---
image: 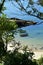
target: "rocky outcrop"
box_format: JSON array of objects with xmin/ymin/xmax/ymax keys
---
[
  {"xmin": 16, "ymin": 20, "xmax": 37, "ymax": 27},
  {"xmin": 10, "ymin": 18, "xmax": 37, "ymax": 27}
]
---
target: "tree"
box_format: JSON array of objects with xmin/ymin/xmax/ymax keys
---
[
  {"xmin": 10, "ymin": 0, "xmax": 43, "ymax": 20},
  {"xmin": 0, "ymin": 14, "xmax": 18, "ymax": 60},
  {"xmin": 0, "ymin": 0, "xmax": 18, "ymax": 60},
  {"xmin": 4, "ymin": 45, "xmax": 35, "ymax": 65},
  {"xmin": 38, "ymin": 0, "xmax": 43, "ymax": 6},
  {"xmin": 0, "ymin": 0, "xmax": 5, "ymax": 13},
  {"xmin": 38, "ymin": 57, "xmax": 43, "ymax": 65},
  {"xmin": 0, "ymin": 0, "xmax": 43, "ymax": 20},
  {"xmin": 0, "ymin": 0, "xmax": 6, "ymax": 56},
  {"xmin": 0, "ymin": 16, "xmax": 18, "ymax": 50}
]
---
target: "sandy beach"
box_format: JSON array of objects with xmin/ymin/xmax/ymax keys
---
[
  {"xmin": 7, "ymin": 43, "xmax": 43, "ymax": 60},
  {"xmin": 33, "ymin": 50, "xmax": 43, "ymax": 59}
]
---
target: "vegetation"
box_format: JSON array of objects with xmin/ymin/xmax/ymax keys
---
[
  {"xmin": 3, "ymin": 45, "xmax": 36, "ymax": 65},
  {"xmin": 38, "ymin": 57, "xmax": 43, "ymax": 65},
  {"xmin": 0, "ymin": 16, "xmax": 43, "ymax": 65},
  {"xmin": 0, "ymin": 0, "xmax": 43, "ymax": 20},
  {"xmin": 12, "ymin": 0, "xmax": 43, "ymax": 19},
  {"xmin": 0, "ymin": 63, "xmax": 2, "ymax": 65},
  {"xmin": 0, "ymin": 0, "xmax": 43, "ymax": 65},
  {"xmin": 2, "ymin": 44, "xmax": 43, "ymax": 65},
  {"xmin": 0, "ymin": 15, "xmax": 18, "ymax": 61}
]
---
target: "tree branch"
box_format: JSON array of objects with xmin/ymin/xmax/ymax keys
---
[{"xmin": 0, "ymin": 0, "xmax": 5, "ymax": 13}]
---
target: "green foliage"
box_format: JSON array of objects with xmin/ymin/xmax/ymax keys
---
[
  {"xmin": 0, "ymin": 0, "xmax": 5, "ymax": 13},
  {"xmin": 33, "ymin": 59, "xmax": 38, "ymax": 65},
  {"xmin": 3, "ymin": 45, "xmax": 36, "ymax": 65},
  {"xmin": 0, "ymin": 38, "xmax": 4, "ymax": 58},
  {"xmin": 38, "ymin": 57, "xmax": 43, "ymax": 65},
  {"xmin": 0, "ymin": 17, "xmax": 18, "ymax": 31},
  {"xmin": 29, "ymin": 0, "xmax": 34, "ymax": 5},
  {"xmin": 0, "ymin": 36, "xmax": 6, "ymax": 62},
  {"xmin": 0, "ymin": 14, "xmax": 18, "ymax": 61},
  {"xmin": 0, "ymin": 63, "xmax": 2, "ymax": 65},
  {"xmin": 38, "ymin": 0, "xmax": 43, "ymax": 6}
]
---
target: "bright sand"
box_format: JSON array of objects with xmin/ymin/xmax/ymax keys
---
[
  {"xmin": 33, "ymin": 50, "xmax": 43, "ymax": 59},
  {"xmin": 7, "ymin": 43, "xmax": 43, "ymax": 60}
]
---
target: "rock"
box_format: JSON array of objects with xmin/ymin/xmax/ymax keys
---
[
  {"xmin": 19, "ymin": 29, "xmax": 26, "ymax": 33},
  {"xmin": 40, "ymin": 47, "xmax": 43, "ymax": 50},
  {"xmin": 9, "ymin": 18, "xmax": 37, "ymax": 27},
  {"xmin": 20, "ymin": 33, "xmax": 28, "ymax": 37}
]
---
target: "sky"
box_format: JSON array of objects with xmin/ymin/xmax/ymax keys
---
[{"xmin": 1, "ymin": 0, "xmax": 43, "ymax": 22}]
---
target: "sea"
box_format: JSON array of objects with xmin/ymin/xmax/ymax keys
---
[{"xmin": 3, "ymin": 0, "xmax": 43, "ymax": 49}]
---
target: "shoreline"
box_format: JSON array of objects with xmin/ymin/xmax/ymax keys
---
[
  {"xmin": 7, "ymin": 43, "xmax": 43, "ymax": 60},
  {"xmin": 33, "ymin": 51, "xmax": 43, "ymax": 59}
]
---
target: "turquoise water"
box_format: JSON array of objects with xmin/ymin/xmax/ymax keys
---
[
  {"xmin": 3, "ymin": 1, "xmax": 43, "ymax": 49},
  {"xmin": 15, "ymin": 24, "xmax": 43, "ymax": 48}
]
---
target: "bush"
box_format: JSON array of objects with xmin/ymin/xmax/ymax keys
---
[
  {"xmin": 0, "ymin": 17, "xmax": 18, "ymax": 31},
  {"xmin": 38, "ymin": 57, "xmax": 43, "ymax": 65},
  {"xmin": 4, "ymin": 46, "xmax": 38, "ymax": 65},
  {"xmin": 0, "ymin": 16, "xmax": 18, "ymax": 61}
]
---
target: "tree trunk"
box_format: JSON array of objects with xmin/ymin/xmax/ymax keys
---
[
  {"xmin": 0, "ymin": 0, "xmax": 5, "ymax": 12},
  {"xmin": 5, "ymin": 40, "xmax": 8, "ymax": 52}
]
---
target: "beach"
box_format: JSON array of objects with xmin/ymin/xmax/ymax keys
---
[
  {"xmin": 7, "ymin": 42, "xmax": 43, "ymax": 60},
  {"xmin": 33, "ymin": 50, "xmax": 43, "ymax": 59}
]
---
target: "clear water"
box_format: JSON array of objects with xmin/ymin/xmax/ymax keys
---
[
  {"xmin": 3, "ymin": 0, "xmax": 43, "ymax": 49},
  {"xmin": 14, "ymin": 24, "xmax": 43, "ymax": 49}
]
